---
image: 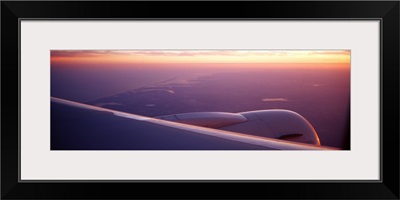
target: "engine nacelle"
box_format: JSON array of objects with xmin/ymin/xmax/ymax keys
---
[
  {"xmin": 232, "ymin": 110, "xmax": 320, "ymax": 145},
  {"xmin": 156, "ymin": 109, "xmax": 321, "ymax": 145}
]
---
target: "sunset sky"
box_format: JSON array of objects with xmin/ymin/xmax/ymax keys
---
[{"xmin": 51, "ymin": 50, "xmax": 351, "ymax": 69}]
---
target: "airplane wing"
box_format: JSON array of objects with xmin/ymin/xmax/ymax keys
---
[{"xmin": 51, "ymin": 97, "xmax": 337, "ymax": 150}]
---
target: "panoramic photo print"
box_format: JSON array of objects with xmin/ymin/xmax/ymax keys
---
[{"xmin": 51, "ymin": 50, "xmax": 350, "ymax": 150}]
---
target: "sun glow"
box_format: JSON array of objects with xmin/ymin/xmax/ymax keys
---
[{"xmin": 51, "ymin": 50, "xmax": 350, "ymax": 69}]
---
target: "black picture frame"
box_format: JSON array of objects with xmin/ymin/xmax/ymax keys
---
[{"xmin": 2, "ymin": 1, "xmax": 399, "ymax": 199}]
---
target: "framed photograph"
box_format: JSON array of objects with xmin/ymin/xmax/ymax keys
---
[{"xmin": 2, "ymin": 1, "xmax": 399, "ymax": 199}]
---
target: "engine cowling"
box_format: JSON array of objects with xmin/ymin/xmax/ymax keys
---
[
  {"xmin": 233, "ymin": 110, "xmax": 320, "ymax": 145},
  {"xmin": 156, "ymin": 109, "xmax": 320, "ymax": 145}
]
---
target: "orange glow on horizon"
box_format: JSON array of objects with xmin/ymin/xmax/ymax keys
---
[{"xmin": 51, "ymin": 50, "xmax": 351, "ymax": 69}]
